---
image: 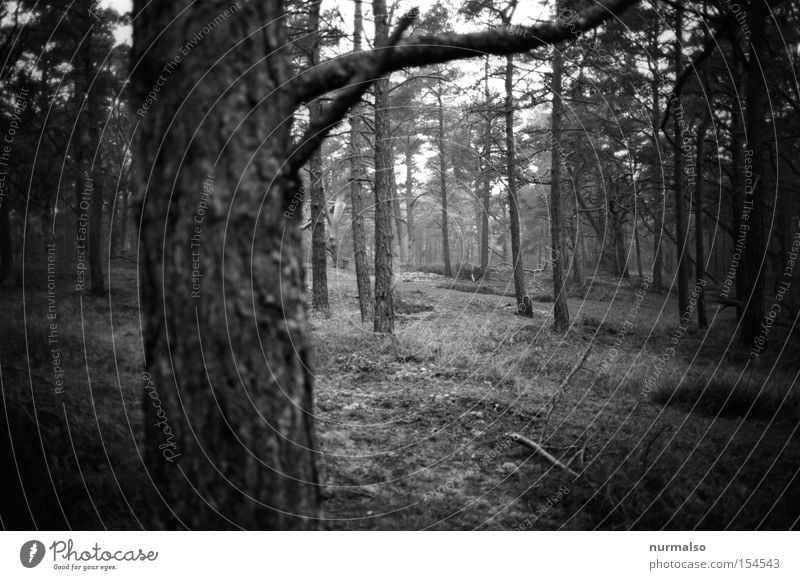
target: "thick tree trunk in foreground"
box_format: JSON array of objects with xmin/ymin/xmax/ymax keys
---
[
  {"xmin": 373, "ymin": 0, "xmax": 394, "ymax": 333},
  {"xmin": 549, "ymin": 40, "xmax": 569, "ymax": 332},
  {"xmin": 505, "ymin": 54, "xmax": 526, "ymax": 305},
  {"xmin": 133, "ymin": 0, "xmax": 319, "ymax": 529},
  {"xmin": 129, "ymin": 0, "xmax": 636, "ymax": 528},
  {"xmin": 349, "ymin": 0, "xmax": 373, "ymax": 322}
]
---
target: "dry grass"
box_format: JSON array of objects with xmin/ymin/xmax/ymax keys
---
[
  {"xmin": 313, "ymin": 268, "xmax": 800, "ymax": 529},
  {"xmin": 3, "ymin": 259, "xmax": 799, "ymax": 529}
]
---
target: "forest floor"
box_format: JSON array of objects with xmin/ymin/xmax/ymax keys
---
[
  {"xmin": 2, "ymin": 259, "xmax": 799, "ymax": 529},
  {"xmin": 314, "ymin": 265, "xmax": 800, "ymax": 530}
]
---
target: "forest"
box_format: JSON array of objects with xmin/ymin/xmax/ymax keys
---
[{"xmin": 0, "ymin": 0, "xmax": 799, "ymax": 531}]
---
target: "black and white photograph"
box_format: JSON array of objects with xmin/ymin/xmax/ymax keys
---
[{"xmin": 0, "ymin": 0, "xmax": 798, "ymax": 574}]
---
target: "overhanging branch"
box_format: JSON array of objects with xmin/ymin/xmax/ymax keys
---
[
  {"xmin": 290, "ymin": 0, "xmax": 639, "ymax": 106},
  {"xmin": 288, "ymin": 9, "xmax": 419, "ymax": 173}
]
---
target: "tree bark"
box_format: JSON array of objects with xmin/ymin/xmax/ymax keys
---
[
  {"xmin": 116, "ymin": 188, "xmax": 130, "ymax": 254},
  {"xmin": 349, "ymin": 0, "xmax": 373, "ymax": 323},
  {"xmin": 634, "ymin": 215, "xmax": 644, "ymax": 280},
  {"xmin": 373, "ymin": 0, "xmax": 395, "ymax": 333},
  {"xmin": 133, "ymin": 0, "xmax": 319, "ymax": 529},
  {"xmin": 740, "ymin": 0, "xmax": 768, "ymax": 346},
  {"xmin": 505, "ymin": 54, "xmax": 526, "ymax": 306},
  {"xmin": 672, "ymin": 5, "xmax": 689, "ymax": 317},
  {"xmin": 436, "ymin": 80, "xmax": 452, "ymax": 277},
  {"xmin": 480, "ymin": 56, "xmax": 491, "ymax": 271},
  {"xmin": 649, "ymin": 21, "xmax": 663, "ymax": 292},
  {"xmin": 126, "ymin": 0, "xmax": 639, "ymax": 529},
  {"xmin": 570, "ymin": 212, "xmax": 582, "ymax": 286},
  {"xmin": 730, "ymin": 62, "xmax": 745, "ymax": 320},
  {"xmin": 549, "ymin": 37, "xmax": 569, "ymax": 332},
  {"xmin": 87, "ymin": 101, "xmax": 105, "ymax": 295},
  {"xmin": 404, "ymin": 137, "xmax": 417, "ymax": 266},
  {"xmin": 695, "ymin": 122, "xmax": 708, "ymax": 328},
  {"xmin": 307, "ymin": 2, "xmax": 329, "ymax": 314},
  {"xmin": 309, "ymin": 134, "xmax": 329, "ymax": 313},
  {"xmin": 612, "ymin": 196, "xmax": 630, "ymax": 279},
  {"xmin": 80, "ymin": 16, "xmax": 106, "ymax": 296},
  {"xmin": 391, "ymin": 167, "xmax": 408, "ymax": 265}
]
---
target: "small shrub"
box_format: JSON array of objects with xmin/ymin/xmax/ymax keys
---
[{"xmin": 650, "ymin": 367, "xmax": 800, "ymax": 421}]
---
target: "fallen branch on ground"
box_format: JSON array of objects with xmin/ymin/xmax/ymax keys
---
[{"xmin": 507, "ymin": 432, "xmax": 579, "ymax": 478}]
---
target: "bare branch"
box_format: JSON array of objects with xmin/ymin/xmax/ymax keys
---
[
  {"xmin": 288, "ymin": 9, "xmax": 419, "ymax": 173},
  {"xmin": 291, "ymin": 0, "xmax": 639, "ymax": 106}
]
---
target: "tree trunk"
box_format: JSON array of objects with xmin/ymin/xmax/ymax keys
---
[
  {"xmin": 505, "ymin": 54, "xmax": 526, "ymax": 305},
  {"xmin": 649, "ymin": 25, "xmax": 663, "ymax": 292},
  {"xmin": 480, "ymin": 56, "xmax": 492, "ymax": 271},
  {"xmin": 87, "ymin": 118, "xmax": 105, "ymax": 295},
  {"xmin": 500, "ymin": 198, "xmax": 511, "ymax": 262},
  {"xmin": 391, "ymin": 170, "xmax": 408, "ymax": 265},
  {"xmin": 404, "ymin": 137, "xmax": 416, "ymax": 266},
  {"xmin": 672, "ymin": 5, "xmax": 689, "ymax": 317},
  {"xmin": 730, "ymin": 76, "xmax": 745, "ymax": 320},
  {"xmin": 74, "ymin": 129, "xmax": 88, "ymax": 286},
  {"xmin": 549, "ymin": 38, "xmax": 569, "ymax": 331},
  {"xmin": 80, "ymin": 20, "xmax": 105, "ymax": 296},
  {"xmin": 634, "ymin": 216, "xmax": 644, "ymax": 281},
  {"xmin": 309, "ymin": 135, "xmax": 329, "ymax": 313},
  {"xmin": 695, "ymin": 122, "xmax": 708, "ymax": 328},
  {"xmin": 116, "ymin": 188, "xmax": 130, "ymax": 253},
  {"xmin": 349, "ymin": 0, "xmax": 373, "ymax": 323},
  {"xmin": 740, "ymin": 0, "xmax": 767, "ymax": 346},
  {"xmin": 307, "ymin": 2, "xmax": 329, "ymax": 314},
  {"xmin": 132, "ymin": 0, "xmax": 319, "ymax": 529},
  {"xmin": 612, "ymin": 198, "xmax": 630, "ymax": 279},
  {"xmin": 570, "ymin": 212, "xmax": 582, "ymax": 285},
  {"xmin": 436, "ymin": 81, "xmax": 452, "ymax": 277},
  {"xmin": 373, "ymin": 0, "xmax": 394, "ymax": 333}
]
